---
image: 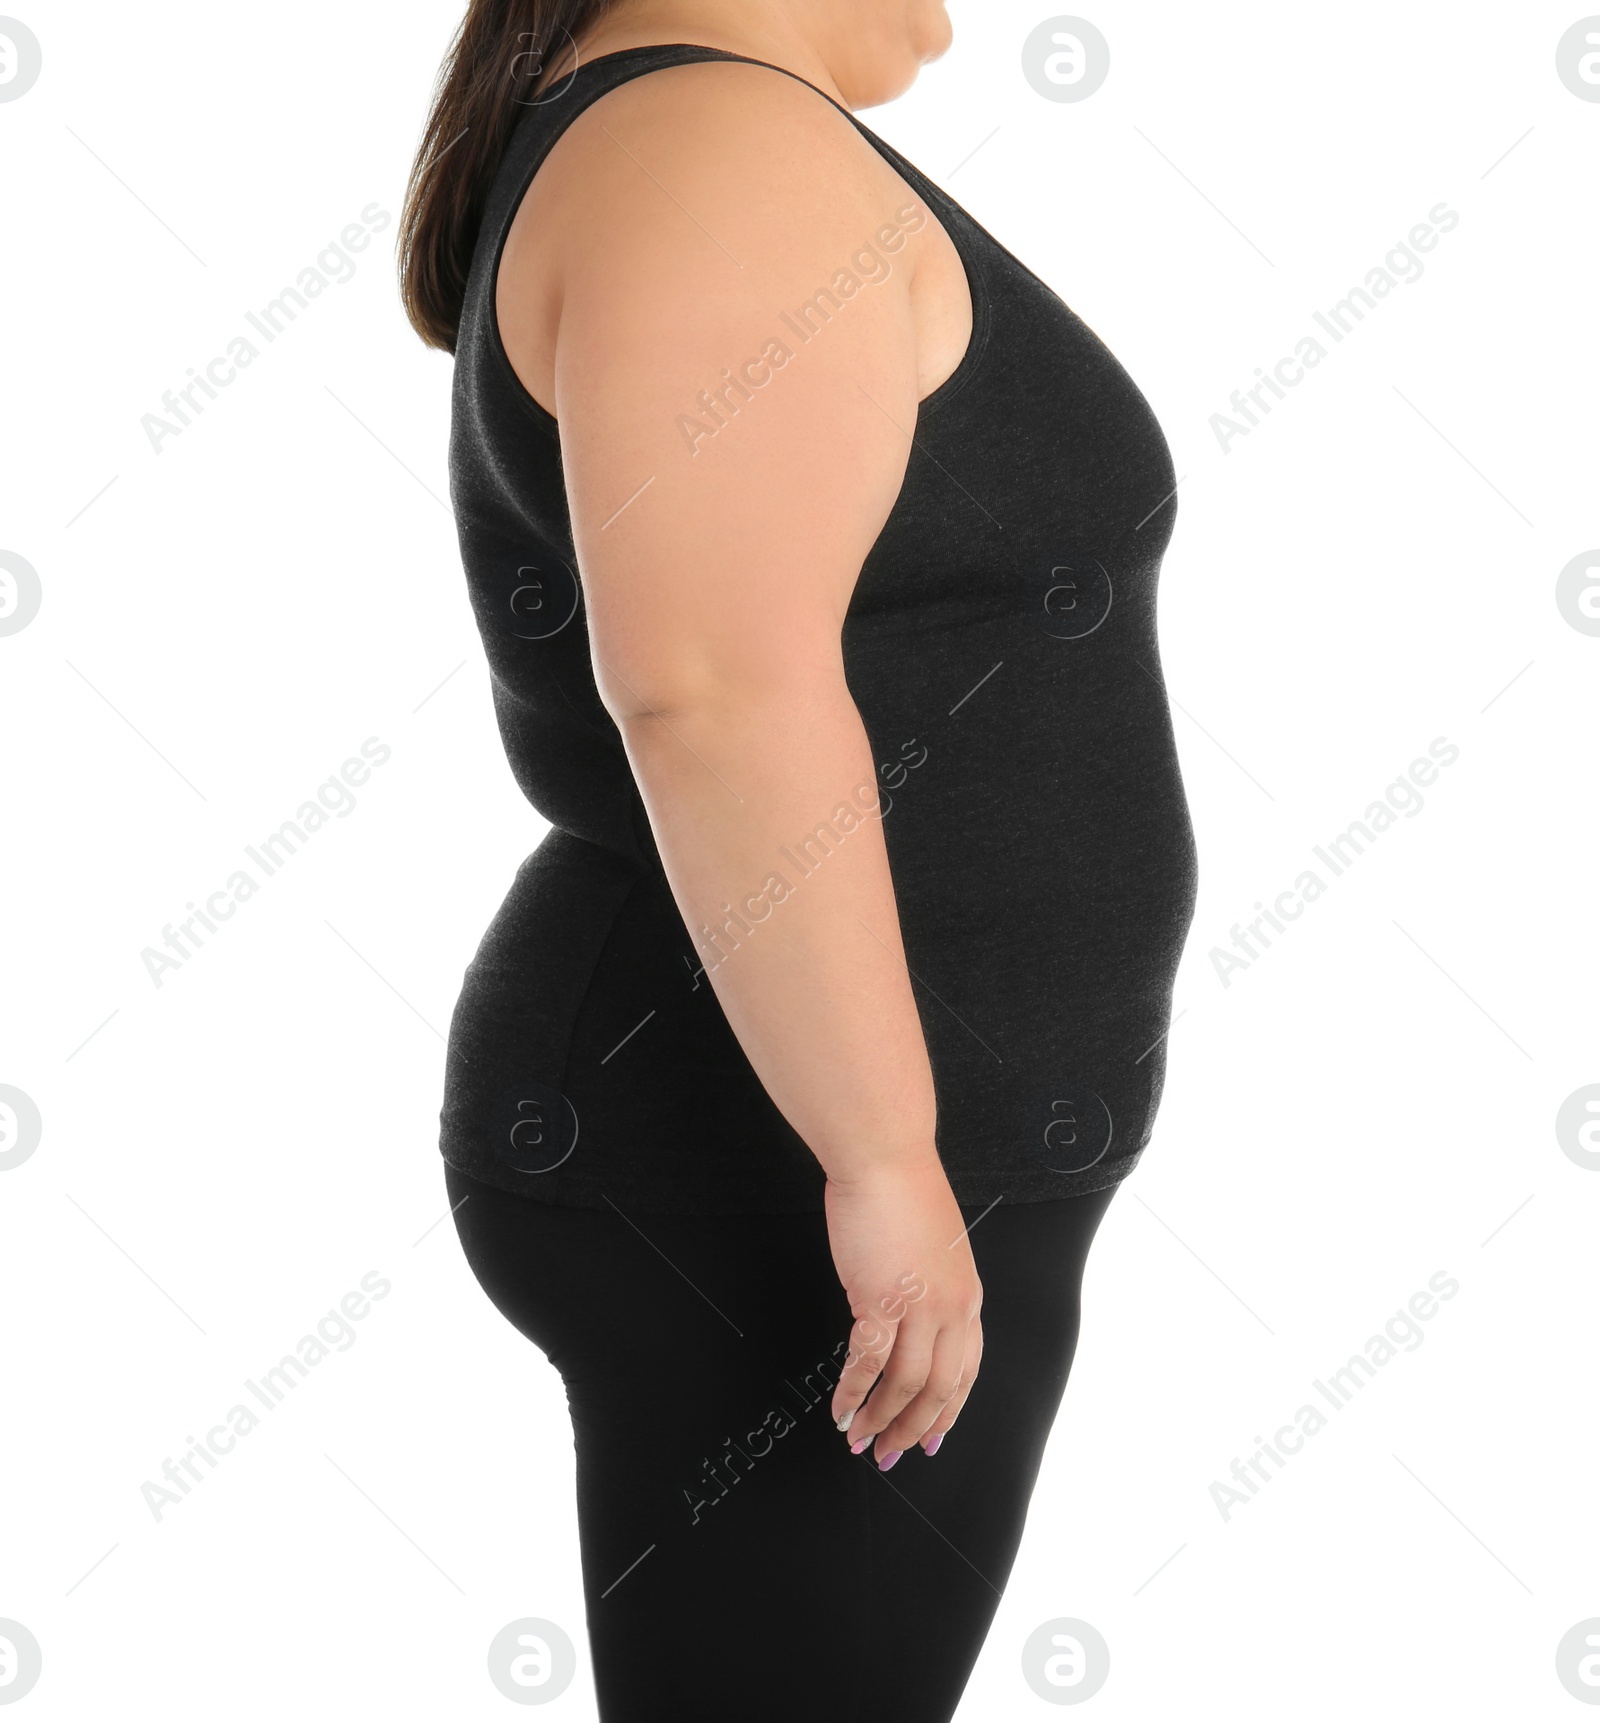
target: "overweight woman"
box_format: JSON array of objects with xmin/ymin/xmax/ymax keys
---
[{"xmin": 399, "ymin": 0, "xmax": 1196, "ymax": 1714}]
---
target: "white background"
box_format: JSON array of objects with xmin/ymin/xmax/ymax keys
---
[{"xmin": 2, "ymin": 0, "xmax": 1597, "ymax": 1715}]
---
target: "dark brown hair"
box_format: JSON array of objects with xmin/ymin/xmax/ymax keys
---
[{"xmin": 399, "ymin": 0, "xmax": 617, "ymax": 352}]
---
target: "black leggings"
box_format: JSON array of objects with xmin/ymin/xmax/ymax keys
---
[{"xmin": 446, "ymin": 1164, "xmax": 1117, "ymax": 1722}]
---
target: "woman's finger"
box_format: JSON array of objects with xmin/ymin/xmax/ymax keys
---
[
  {"xmin": 873, "ymin": 1316, "xmax": 968, "ymax": 1460},
  {"xmin": 844, "ymin": 1313, "xmax": 937, "ymax": 1465},
  {"xmin": 830, "ymin": 1309, "xmax": 896, "ymax": 1431},
  {"xmin": 918, "ymin": 1315, "xmax": 983, "ymax": 1453}
]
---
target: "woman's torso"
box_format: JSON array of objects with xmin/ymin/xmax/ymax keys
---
[{"xmin": 440, "ymin": 42, "xmax": 1199, "ymax": 1214}]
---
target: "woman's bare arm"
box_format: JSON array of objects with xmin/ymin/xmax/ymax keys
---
[{"xmin": 509, "ymin": 62, "xmax": 981, "ymax": 1459}]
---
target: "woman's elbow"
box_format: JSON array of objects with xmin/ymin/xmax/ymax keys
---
[{"xmin": 596, "ymin": 647, "xmax": 848, "ymax": 732}]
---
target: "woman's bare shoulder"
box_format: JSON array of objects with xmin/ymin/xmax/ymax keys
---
[{"xmin": 522, "ymin": 57, "xmax": 925, "ymax": 280}]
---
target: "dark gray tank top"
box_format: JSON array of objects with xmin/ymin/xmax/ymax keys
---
[{"xmin": 440, "ymin": 43, "xmax": 1198, "ymax": 1213}]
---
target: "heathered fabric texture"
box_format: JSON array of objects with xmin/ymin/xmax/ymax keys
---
[{"xmin": 440, "ymin": 43, "xmax": 1199, "ymax": 1214}]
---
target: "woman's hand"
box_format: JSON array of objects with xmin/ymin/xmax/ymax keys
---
[{"xmin": 826, "ymin": 1158, "xmax": 984, "ymax": 1468}]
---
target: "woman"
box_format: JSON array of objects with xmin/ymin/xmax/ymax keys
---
[{"xmin": 400, "ymin": 0, "xmax": 1196, "ymax": 1713}]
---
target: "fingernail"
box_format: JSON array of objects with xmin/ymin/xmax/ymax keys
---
[
  {"xmin": 878, "ymin": 1449, "xmax": 903, "ymax": 1472},
  {"xmin": 850, "ymin": 1437, "xmax": 870, "ymax": 1455},
  {"xmin": 923, "ymin": 1432, "xmax": 943, "ymax": 1457},
  {"xmin": 836, "ymin": 1409, "xmax": 855, "ymax": 1433}
]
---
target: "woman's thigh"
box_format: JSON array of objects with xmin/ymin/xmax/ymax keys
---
[{"xmin": 446, "ymin": 1165, "xmax": 1116, "ymax": 1722}]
